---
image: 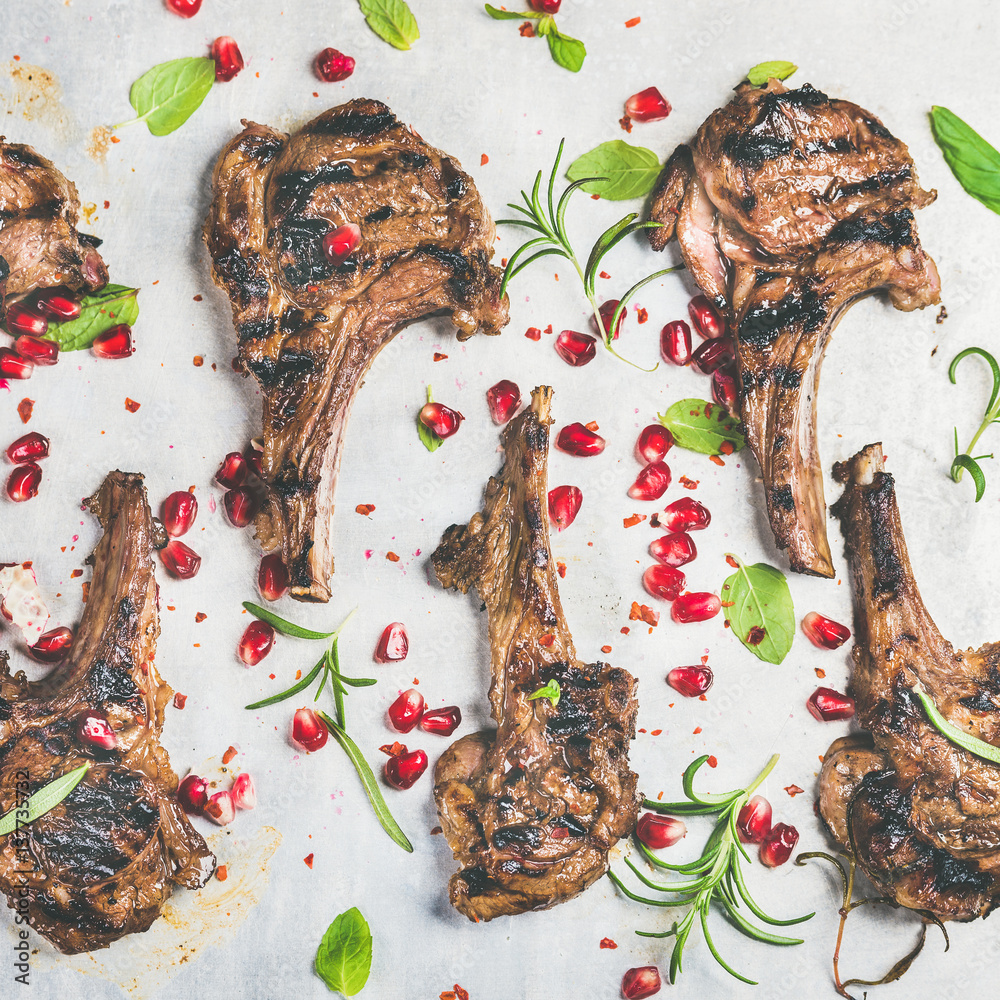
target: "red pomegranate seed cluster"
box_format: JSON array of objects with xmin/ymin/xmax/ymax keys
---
[
  {"xmin": 291, "ymin": 707, "xmax": 328, "ymax": 752},
  {"xmin": 387, "ymin": 688, "xmax": 462, "ymax": 738},
  {"xmin": 636, "ymin": 812, "xmax": 686, "ymax": 849},
  {"xmin": 238, "ymin": 619, "xmax": 275, "ymax": 665},
  {"xmin": 210, "ymin": 36, "xmax": 244, "ymax": 82},
  {"xmin": 374, "ymin": 621, "xmax": 409, "ymax": 663},
  {"xmin": 734, "ymin": 792, "xmax": 799, "ymax": 867},
  {"xmin": 419, "ymin": 400, "xmax": 463, "ymax": 439},
  {"xmin": 177, "ymin": 770, "xmax": 256, "ymax": 826},
  {"xmin": 153, "ymin": 483, "xmax": 204, "ymax": 580},
  {"xmin": 807, "ymin": 686, "xmax": 855, "ymax": 721},
  {"xmin": 554, "ymin": 328, "xmax": 597, "ymax": 367},
  {"xmin": 486, "ymin": 379, "xmax": 521, "ymax": 424},
  {"xmin": 621, "ymin": 966, "xmax": 662, "ymax": 999},
  {"xmin": 314, "ymin": 47, "xmax": 355, "ymax": 82},
  {"xmin": 801, "ymin": 611, "xmax": 851, "ymax": 649},
  {"xmin": 5, "ymin": 431, "xmax": 49, "ymax": 503}
]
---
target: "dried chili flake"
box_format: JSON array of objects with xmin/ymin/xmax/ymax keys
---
[
  {"xmin": 629, "ymin": 602, "xmax": 643, "ymax": 621},
  {"xmin": 709, "ymin": 455, "xmax": 725, "ymax": 467},
  {"xmin": 650, "ymin": 729, "xmax": 662, "ymax": 736},
  {"xmin": 625, "ymin": 16, "xmax": 641, "ymax": 27},
  {"xmin": 601, "ymin": 644, "xmax": 612, "ymax": 654},
  {"xmin": 356, "ymin": 503, "xmax": 376, "ymax": 516},
  {"xmin": 303, "ymin": 853, "xmax": 314, "ymax": 869},
  {"xmin": 386, "ymin": 551, "xmax": 400, "ymax": 562},
  {"xmin": 600, "ymin": 938, "xmax": 618, "ymax": 949},
  {"xmin": 455, "ymin": 987, "xmax": 470, "ymax": 1000},
  {"xmin": 216, "ymin": 865, "xmax": 228, "ymax": 881},
  {"xmin": 430, "ymin": 826, "xmax": 443, "ymax": 835},
  {"xmin": 784, "ymin": 784, "xmax": 804, "ymax": 797},
  {"xmin": 70, "ymin": 569, "xmax": 83, "ymax": 578},
  {"xmin": 619, "ymin": 114, "xmax": 633, "ymax": 133},
  {"xmin": 173, "ymin": 692, "xmax": 187, "ymax": 709},
  {"xmin": 125, "ymin": 398, "xmax": 141, "ymax": 412},
  {"xmin": 707, "ymin": 755, "xmax": 718, "ymax": 768},
  {"xmin": 620, "ymin": 626, "xmax": 630, "ymax": 635},
  {"xmin": 519, "ymin": 20, "xmax": 534, "ymax": 36},
  {"xmin": 746, "ymin": 626, "xmax": 766, "ymax": 646},
  {"xmin": 556, "ymin": 559, "xmax": 567, "ymax": 579},
  {"xmin": 585, "ymin": 420, "xmax": 599, "ymax": 432},
  {"xmin": 380, "ymin": 741, "xmax": 406, "ymax": 757},
  {"xmin": 599, "ymin": 270, "xmax": 611, "ymax": 280},
  {"xmin": 679, "ymin": 476, "xmax": 699, "ymax": 489},
  {"xmin": 639, "ymin": 605, "xmax": 659, "ymax": 626},
  {"xmin": 480, "ymin": 153, "xmax": 489, "ymax": 166},
  {"xmin": 539, "ymin": 633, "xmax": 555, "ymax": 648},
  {"xmin": 815, "ymin": 667, "xmax": 826, "ymax": 679},
  {"xmin": 636, "ymin": 307, "xmax": 648, "ymax": 324},
  {"xmin": 525, "ymin": 326, "xmax": 541, "ymax": 341},
  {"xmin": 195, "ymin": 611, "xmax": 207, "ymax": 622},
  {"xmin": 222, "ymin": 745, "xmax": 237, "ymax": 764},
  {"xmin": 725, "ymin": 555, "xmax": 739, "ymax": 568},
  {"xmin": 623, "ymin": 513, "xmax": 647, "ymax": 528},
  {"xmin": 193, "ymin": 355, "xmax": 204, "ymax": 367},
  {"xmin": 17, "ymin": 398, "xmax": 33, "ymax": 423},
  {"xmin": 544, "ymin": 324, "xmax": 553, "ymax": 335},
  {"xmin": 433, "ymin": 352, "xmax": 448, "ymax": 362},
  {"xmin": 719, "ymin": 440, "xmax": 735, "ymax": 455}
]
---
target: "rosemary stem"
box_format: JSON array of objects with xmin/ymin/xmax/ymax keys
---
[{"xmin": 746, "ymin": 754, "xmax": 780, "ymax": 796}]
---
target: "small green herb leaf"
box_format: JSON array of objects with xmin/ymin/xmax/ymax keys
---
[
  {"xmin": 315, "ymin": 906, "xmax": 373, "ymax": 997},
  {"xmin": 948, "ymin": 346, "xmax": 1000, "ymax": 499},
  {"xmin": 951, "ymin": 453, "xmax": 988, "ymax": 501},
  {"xmin": 357, "ymin": 0, "xmax": 419, "ymax": 50},
  {"xmin": 485, "ymin": 4, "xmax": 539, "ymax": 19},
  {"xmin": 566, "ymin": 141, "xmax": 661, "ymax": 201},
  {"xmin": 0, "ymin": 764, "xmax": 90, "ymax": 836},
  {"xmin": 528, "ymin": 679, "xmax": 561, "ymax": 706},
  {"xmin": 722, "ymin": 556, "xmax": 794, "ymax": 665},
  {"xmin": 417, "ymin": 419, "xmax": 443, "ymax": 453},
  {"xmin": 913, "ymin": 682, "xmax": 1000, "ymax": 765},
  {"xmin": 241, "ymin": 602, "xmax": 344, "ymax": 640},
  {"xmin": 930, "ymin": 106, "xmax": 1000, "ymax": 216},
  {"xmin": 658, "ymin": 399, "xmax": 745, "ymax": 455},
  {"xmin": 125, "ymin": 57, "xmax": 215, "ymax": 136},
  {"xmin": 44, "ymin": 285, "xmax": 139, "ymax": 352},
  {"xmin": 546, "ymin": 30, "xmax": 586, "ymax": 73},
  {"xmin": 747, "ymin": 60, "xmax": 797, "ymax": 86},
  {"xmin": 245, "ymin": 656, "xmax": 325, "ymax": 710}
]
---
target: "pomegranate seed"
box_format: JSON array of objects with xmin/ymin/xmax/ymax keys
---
[
  {"xmin": 548, "ymin": 485, "xmax": 582, "ymax": 531},
  {"xmin": 554, "ymin": 329, "xmax": 597, "ymax": 367},
  {"xmin": 5, "ymin": 301, "xmax": 48, "ymax": 337},
  {"xmin": 628, "ymin": 461, "xmax": 671, "ymax": 501},
  {"xmin": 759, "ymin": 823, "xmax": 799, "ymax": 868},
  {"xmin": 712, "ymin": 364, "xmax": 739, "ymax": 410},
  {"xmin": 165, "ymin": 0, "xmax": 202, "ymax": 16},
  {"xmin": 77, "ymin": 710, "xmax": 117, "ymax": 751},
  {"xmin": 807, "ymin": 687, "xmax": 856, "ymax": 722},
  {"xmin": 688, "ymin": 294, "xmax": 725, "ymax": 339},
  {"xmin": 642, "ymin": 564, "xmax": 686, "ymax": 602},
  {"xmin": 211, "ymin": 36, "xmax": 244, "ymax": 82},
  {"xmin": 650, "ymin": 532, "xmax": 697, "ymax": 567},
  {"xmin": 34, "ymin": 289, "xmax": 81, "ymax": 321},
  {"xmin": 224, "ymin": 487, "xmax": 258, "ymax": 528},
  {"xmin": 419, "ymin": 705, "xmax": 462, "ymax": 736},
  {"xmin": 666, "ymin": 664, "xmax": 713, "ymax": 697},
  {"xmin": 216, "ymin": 451, "xmax": 248, "ymax": 489},
  {"xmin": 662, "ymin": 497, "xmax": 711, "ymax": 532},
  {"xmin": 621, "ymin": 966, "xmax": 662, "ymax": 999},
  {"xmin": 204, "ymin": 790, "xmax": 236, "ymax": 826},
  {"xmin": 177, "ymin": 773, "xmax": 209, "ymax": 814},
  {"xmin": 529, "ymin": 0, "xmax": 560, "ymax": 12},
  {"xmin": 595, "ymin": 299, "xmax": 623, "ymax": 341},
  {"xmin": 736, "ymin": 795, "xmax": 772, "ymax": 844},
  {"xmin": 556, "ymin": 423, "xmax": 605, "ymax": 457},
  {"xmin": 30, "ymin": 626, "xmax": 73, "ymax": 663},
  {"xmin": 375, "ymin": 622, "xmax": 409, "ymax": 663},
  {"xmin": 660, "ymin": 319, "xmax": 692, "ymax": 366},
  {"xmin": 6, "ymin": 432, "xmax": 49, "ymax": 464},
  {"xmin": 15, "ymin": 335, "xmax": 58, "ymax": 365},
  {"xmin": 486, "ymin": 379, "xmax": 521, "ymax": 424},
  {"xmin": 322, "ymin": 222, "xmax": 362, "ymax": 265},
  {"xmin": 92, "ymin": 324, "xmax": 134, "ymax": 359},
  {"xmin": 388, "ymin": 689, "xmax": 425, "ymax": 733},
  {"xmin": 239, "ymin": 620, "xmax": 275, "ymax": 666},
  {"xmin": 245, "ymin": 438, "xmax": 264, "ymax": 478},
  {"xmin": 159, "ymin": 539, "xmax": 202, "ymax": 579},
  {"xmin": 384, "ymin": 748, "xmax": 428, "ymax": 789},
  {"xmin": 691, "ymin": 337, "xmax": 733, "ymax": 375},
  {"xmin": 314, "ymin": 47, "xmax": 355, "ymax": 82},
  {"xmin": 625, "ymin": 86, "xmax": 672, "ymax": 123},
  {"xmin": 419, "ymin": 401, "xmax": 463, "ymax": 439},
  {"xmin": 0, "ymin": 348, "xmax": 34, "ymax": 379},
  {"xmin": 258, "ymin": 553, "xmax": 290, "ymax": 602},
  {"xmin": 161, "ymin": 491, "xmax": 198, "ymax": 537},
  {"xmin": 802, "ymin": 611, "xmax": 851, "ymax": 650},
  {"xmin": 6, "ymin": 463, "xmax": 41, "ymax": 502},
  {"xmin": 635, "ymin": 424, "xmax": 674, "ymax": 464},
  {"xmin": 291, "ymin": 707, "xmax": 329, "ymax": 752},
  {"xmin": 231, "ymin": 772, "xmax": 257, "ymax": 810},
  {"xmin": 671, "ymin": 592, "xmax": 722, "ymax": 623},
  {"xmin": 636, "ymin": 812, "xmax": 686, "ymax": 849}
]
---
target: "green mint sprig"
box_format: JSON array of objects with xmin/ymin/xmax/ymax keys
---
[
  {"xmin": 484, "ymin": 5, "xmax": 586, "ymax": 72},
  {"xmin": 115, "ymin": 57, "xmax": 215, "ymax": 136}
]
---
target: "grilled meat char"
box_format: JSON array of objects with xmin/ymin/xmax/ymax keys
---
[
  {"xmin": 819, "ymin": 445, "xmax": 1000, "ymax": 920},
  {"xmin": 0, "ymin": 139, "xmax": 108, "ymax": 313},
  {"xmin": 205, "ymin": 99, "xmax": 509, "ymax": 603},
  {"xmin": 0, "ymin": 472, "xmax": 215, "ymax": 954},
  {"xmin": 649, "ymin": 80, "xmax": 940, "ymax": 578},
  {"xmin": 432, "ymin": 387, "xmax": 639, "ymax": 921}
]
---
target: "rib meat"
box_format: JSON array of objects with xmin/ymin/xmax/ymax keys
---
[
  {"xmin": 648, "ymin": 80, "xmax": 940, "ymax": 577},
  {"xmin": 819, "ymin": 445, "xmax": 1000, "ymax": 920},
  {"xmin": 205, "ymin": 99, "xmax": 509, "ymax": 603},
  {"xmin": 0, "ymin": 472, "xmax": 215, "ymax": 953},
  {"xmin": 431, "ymin": 386, "xmax": 639, "ymax": 921},
  {"xmin": 0, "ymin": 139, "xmax": 108, "ymax": 314}
]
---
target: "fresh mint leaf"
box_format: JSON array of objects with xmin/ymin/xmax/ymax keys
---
[
  {"xmin": 746, "ymin": 60, "xmax": 797, "ymax": 86},
  {"xmin": 417, "ymin": 419, "xmax": 443, "ymax": 453},
  {"xmin": 546, "ymin": 30, "xmax": 586, "ymax": 73},
  {"xmin": 45, "ymin": 285, "xmax": 139, "ymax": 352},
  {"xmin": 0, "ymin": 764, "xmax": 90, "ymax": 836},
  {"xmin": 485, "ymin": 4, "xmax": 539, "ymax": 19},
  {"xmin": 528, "ymin": 679, "xmax": 561, "ymax": 706},
  {"xmin": 930, "ymin": 106, "xmax": 1000, "ymax": 216},
  {"xmin": 722, "ymin": 557, "xmax": 794, "ymax": 665},
  {"xmin": 566, "ymin": 141, "xmax": 661, "ymax": 200},
  {"xmin": 357, "ymin": 0, "xmax": 420, "ymax": 50},
  {"xmin": 315, "ymin": 907, "xmax": 373, "ymax": 996},
  {"xmin": 658, "ymin": 398, "xmax": 745, "ymax": 455},
  {"xmin": 125, "ymin": 57, "xmax": 215, "ymax": 137}
]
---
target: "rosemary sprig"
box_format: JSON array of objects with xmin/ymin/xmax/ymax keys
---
[
  {"xmin": 609, "ymin": 754, "xmax": 812, "ymax": 984},
  {"xmin": 912, "ymin": 680, "xmax": 1000, "ymax": 765},
  {"xmin": 948, "ymin": 346, "xmax": 1000, "ymax": 501},
  {"xmin": 497, "ymin": 139, "xmax": 683, "ymax": 369},
  {"xmin": 0, "ymin": 763, "xmax": 90, "ymax": 836}
]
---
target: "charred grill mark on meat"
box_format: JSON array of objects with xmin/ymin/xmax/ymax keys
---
[
  {"xmin": 0, "ymin": 139, "xmax": 108, "ymax": 314},
  {"xmin": 818, "ymin": 445, "xmax": 1000, "ymax": 920},
  {"xmin": 431, "ymin": 387, "xmax": 639, "ymax": 921},
  {"xmin": 648, "ymin": 80, "xmax": 940, "ymax": 578},
  {"xmin": 0, "ymin": 472, "xmax": 215, "ymax": 954},
  {"xmin": 205, "ymin": 100, "xmax": 509, "ymax": 602}
]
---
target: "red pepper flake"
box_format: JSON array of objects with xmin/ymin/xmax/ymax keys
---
[
  {"xmin": 216, "ymin": 865, "xmax": 228, "ymax": 882},
  {"xmin": 600, "ymin": 937, "xmax": 618, "ymax": 949},
  {"xmin": 222, "ymin": 746, "xmax": 237, "ymax": 765},
  {"xmin": 784, "ymin": 784, "xmax": 805, "ymax": 797},
  {"xmin": 619, "ymin": 114, "xmax": 633, "ymax": 133},
  {"xmin": 433, "ymin": 352, "xmax": 448, "ymax": 362},
  {"xmin": 17, "ymin": 398, "xmax": 33, "ymax": 423},
  {"xmin": 620, "ymin": 626, "xmax": 630, "ymax": 635},
  {"xmin": 629, "ymin": 601, "xmax": 642, "ymax": 621},
  {"xmin": 525, "ymin": 326, "xmax": 541, "ymax": 341},
  {"xmin": 70, "ymin": 569, "xmax": 83, "ymax": 578},
  {"xmin": 707, "ymin": 755, "xmax": 718, "ymax": 768},
  {"xmin": 601, "ymin": 644, "xmax": 612, "ymax": 654},
  {"xmin": 167, "ymin": 605, "xmax": 176, "ymax": 611},
  {"xmin": 195, "ymin": 612, "xmax": 208, "ymax": 623},
  {"xmin": 386, "ymin": 551, "xmax": 400, "ymax": 562},
  {"xmin": 636, "ymin": 307, "xmax": 648, "ymax": 324},
  {"xmin": 638, "ymin": 728, "xmax": 646, "ymax": 734},
  {"xmin": 356, "ymin": 503, "xmax": 376, "ymax": 516},
  {"xmin": 269, "ymin": 673, "xmax": 275, "ymax": 680},
  {"xmin": 623, "ymin": 513, "xmax": 647, "ymax": 528},
  {"xmin": 303, "ymin": 853, "xmax": 314, "ymax": 869},
  {"xmin": 519, "ymin": 20, "xmax": 534, "ymax": 36},
  {"xmin": 556, "ymin": 559, "xmax": 567, "ymax": 578},
  {"xmin": 721, "ymin": 600, "xmax": 735, "ymax": 608},
  {"xmin": 639, "ymin": 605, "xmax": 659, "ymax": 626},
  {"xmin": 725, "ymin": 555, "xmax": 739, "ymax": 568},
  {"xmin": 650, "ymin": 729, "xmax": 662, "ymax": 736},
  {"xmin": 440, "ymin": 993, "xmax": 456, "ymax": 1000},
  {"xmin": 719, "ymin": 440, "xmax": 735, "ymax": 456},
  {"xmin": 625, "ymin": 15, "xmax": 641, "ymax": 27},
  {"xmin": 679, "ymin": 476, "xmax": 699, "ymax": 489},
  {"xmin": 539, "ymin": 633, "xmax": 555, "ymax": 647},
  {"xmin": 193, "ymin": 355, "xmax": 204, "ymax": 367},
  {"xmin": 111, "ymin": 135, "xmax": 120, "ymax": 144},
  {"xmin": 125, "ymin": 398, "xmax": 141, "ymax": 413},
  {"xmin": 103, "ymin": 200, "xmax": 110, "ymax": 209},
  {"xmin": 380, "ymin": 741, "xmax": 407, "ymax": 757},
  {"xmin": 815, "ymin": 667, "xmax": 826, "ymax": 679},
  {"xmin": 173, "ymin": 692, "xmax": 187, "ymax": 709},
  {"xmin": 709, "ymin": 455, "xmax": 725, "ymax": 467},
  {"xmin": 585, "ymin": 420, "xmax": 599, "ymax": 432},
  {"xmin": 480, "ymin": 153, "xmax": 489, "ymax": 166},
  {"xmin": 693, "ymin": 726, "xmax": 702, "ymax": 734},
  {"xmin": 455, "ymin": 986, "xmax": 469, "ymax": 1000},
  {"xmin": 747, "ymin": 625, "xmax": 766, "ymax": 646},
  {"xmin": 193, "ymin": 294, "xmax": 203, "ymax": 302}
]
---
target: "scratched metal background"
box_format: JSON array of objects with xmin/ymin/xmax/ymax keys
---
[{"xmin": 2, "ymin": 1, "xmax": 1000, "ymax": 997}]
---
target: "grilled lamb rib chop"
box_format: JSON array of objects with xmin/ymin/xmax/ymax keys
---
[
  {"xmin": 431, "ymin": 386, "xmax": 639, "ymax": 921},
  {"xmin": 648, "ymin": 80, "xmax": 940, "ymax": 577},
  {"xmin": 205, "ymin": 99, "xmax": 509, "ymax": 603},
  {"xmin": 0, "ymin": 472, "xmax": 215, "ymax": 954},
  {"xmin": 0, "ymin": 139, "xmax": 108, "ymax": 314},
  {"xmin": 819, "ymin": 445, "xmax": 1000, "ymax": 920}
]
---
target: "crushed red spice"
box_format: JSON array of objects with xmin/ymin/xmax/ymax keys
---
[
  {"xmin": 725, "ymin": 555, "xmax": 739, "ymax": 568},
  {"xmin": 356, "ymin": 503, "xmax": 376, "ymax": 516},
  {"xmin": 693, "ymin": 726, "xmax": 702, "ymax": 734},
  {"xmin": 707, "ymin": 755, "xmax": 718, "ymax": 768},
  {"xmin": 193, "ymin": 294, "xmax": 203, "ymax": 302},
  {"xmin": 599, "ymin": 270, "xmax": 611, "ymax": 280},
  {"xmin": 679, "ymin": 476, "xmax": 699, "ymax": 489},
  {"xmin": 719, "ymin": 440, "xmax": 735, "ymax": 456},
  {"xmin": 519, "ymin": 20, "xmax": 534, "ymax": 36},
  {"xmin": 525, "ymin": 326, "xmax": 541, "ymax": 341},
  {"xmin": 625, "ymin": 16, "xmax": 641, "ymax": 27},
  {"xmin": 815, "ymin": 667, "xmax": 826, "ymax": 679},
  {"xmin": 125, "ymin": 398, "xmax": 141, "ymax": 412},
  {"xmin": 430, "ymin": 826, "xmax": 443, "ymax": 835},
  {"xmin": 600, "ymin": 938, "xmax": 618, "ymax": 949},
  {"xmin": 539, "ymin": 633, "xmax": 555, "ymax": 648},
  {"xmin": 386, "ymin": 551, "xmax": 400, "ymax": 562},
  {"xmin": 636, "ymin": 307, "xmax": 648, "ymax": 324},
  {"xmin": 193, "ymin": 355, "xmax": 204, "ymax": 367},
  {"xmin": 216, "ymin": 865, "xmax": 228, "ymax": 882},
  {"xmin": 304, "ymin": 853, "xmax": 314, "ymax": 869},
  {"xmin": 222, "ymin": 746, "xmax": 237, "ymax": 765},
  {"xmin": 601, "ymin": 645, "xmax": 612, "ymax": 654},
  {"xmin": 380, "ymin": 741, "xmax": 406, "ymax": 757},
  {"xmin": 785, "ymin": 784, "xmax": 805, "ymax": 797},
  {"xmin": 709, "ymin": 455, "xmax": 725, "ymax": 467},
  {"xmin": 433, "ymin": 352, "xmax": 448, "ymax": 362},
  {"xmin": 620, "ymin": 626, "xmax": 630, "ymax": 635},
  {"xmin": 480, "ymin": 153, "xmax": 489, "ymax": 166},
  {"xmin": 195, "ymin": 612, "xmax": 207, "ymax": 623},
  {"xmin": 17, "ymin": 398, "xmax": 33, "ymax": 423},
  {"xmin": 623, "ymin": 513, "xmax": 647, "ymax": 528},
  {"xmin": 173, "ymin": 692, "xmax": 187, "ymax": 709},
  {"xmin": 650, "ymin": 729, "xmax": 662, "ymax": 736},
  {"xmin": 556, "ymin": 559, "xmax": 567, "ymax": 579},
  {"xmin": 70, "ymin": 569, "xmax": 83, "ymax": 579},
  {"xmin": 619, "ymin": 114, "xmax": 633, "ymax": 133},
  {"xmin": 747, "ymin": 625, "xmax": 766, "ymax": 646}
]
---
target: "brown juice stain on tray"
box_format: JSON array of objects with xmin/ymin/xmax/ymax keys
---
[
  {"xmin": 0, "ymin": 62, "xmax": 69, "ymax": 130},
  {"xmin": 55, "ymin": 825, "xmax": 282, "ymax": 997}
]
